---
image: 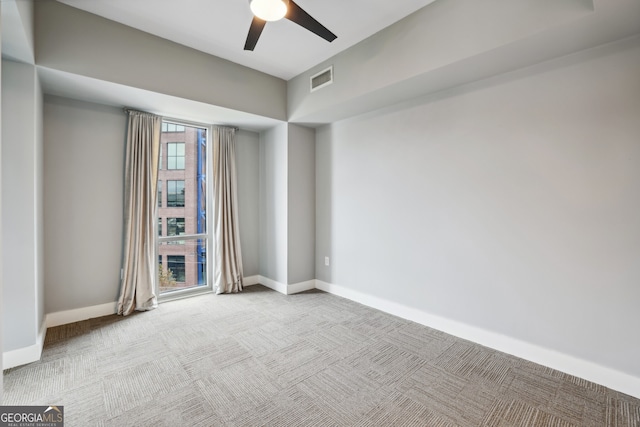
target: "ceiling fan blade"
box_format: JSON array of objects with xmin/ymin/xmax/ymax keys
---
[
  {"xmin": 244, "ymin": 16, "xmax": 267, "ymax": 51},
  {"xmin": 286, "ymin": 0, "xmax": 337, "ymax": 43}
]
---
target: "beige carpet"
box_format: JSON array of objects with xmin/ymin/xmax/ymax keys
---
[{"xmin": 4, "ymin": 285, "xmax": 640, "ymax": 426}]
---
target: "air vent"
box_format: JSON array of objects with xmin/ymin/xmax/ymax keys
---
[{"xmin": 310, "ymin": 66, "xmax": 333, "ymax": 92}]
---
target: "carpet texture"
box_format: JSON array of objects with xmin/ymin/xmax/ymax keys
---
[{"xmin": 4, "ymin": 285, "xmax": 640, "ymax": 426}]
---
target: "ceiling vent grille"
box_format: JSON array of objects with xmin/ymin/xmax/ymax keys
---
[{"xmin": 310, "ymin": 66, "xmax": 333, "ymax": 92}]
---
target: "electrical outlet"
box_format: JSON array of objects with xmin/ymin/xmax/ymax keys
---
[{"xmin": 324, "ymin": 256, "xmax": 330, "ymax": 266}]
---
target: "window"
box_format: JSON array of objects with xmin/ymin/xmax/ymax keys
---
[
  {"xmin": 167, "ymin": 142, "xmax": 185, "ymax": 170},
  {"xmin": 167, "ymin": 180, "xmax": 185, "ymax": 207},
  {"xmin": 157, "ymin": 122, "xmax": 208, "ymax": 297},
  {"xmin": 168, "ymin": 255, "xmax": 185, "ymax": 282},
  {"xmin": 167, "ymin": 218, "xmax": 185, "ymax": 236},
  {"xmin": 162, "ymin": 123, "xmax": 185, "ymax": 132},
  {"xmin": 167, "ymin": 217, "xmax": 185, "ymax": 245},
  {"xmin": 158, "ymin": 217, "xmax": 163, "ymax": 236}
]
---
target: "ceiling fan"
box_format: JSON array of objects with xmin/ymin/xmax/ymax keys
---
[{"xmin": 245, "ymin": 0, "xmax": 337, "ymax": 51}]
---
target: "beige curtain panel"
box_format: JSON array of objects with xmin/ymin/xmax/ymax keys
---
[
  {"xmin": 117, "ymin": 110, "xmax": 161, "ymax": 315},
  {"xmin": 213, "ymin": 126, "xmax": 245, "ymax": 294}
]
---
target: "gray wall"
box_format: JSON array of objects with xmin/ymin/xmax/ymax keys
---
[
  {"xmin": 43, "ymin": 96, "xmax": 126, "ymax": 313},
  {"xmin": 1, "ymin": 60, "xmax": 44, "ymax": 352},
  {"xmin": 35, "ymin": 67, "xmax": 44, "ymax": 333},
  {"xmin": 235, "ymin": 130, "xmax": 260, "ymax": 277},
  {"xmin": 1, "ymin": 5, "xmax": 4, "ymax": 401},
  {"xmin": 287, "ymin": 124, "xmax": 315, "ymax": 284},
  {"xmin": 315, "ymin": 37, "xmax": 640, "ymax": 377},
  {"xmin": 1, "ymin": 0, "xmax": 34, "ymax": 63},
  {"xmin": 35, "ymin": 1, "xmax": 286, "ymax": 121},
  {"xmin": 258, "ymin": 123, "xmax": 316, "ymax": 286},
  {"xmin": 259, "ymin": 124, "xmax": 288, "ymax": 284}
]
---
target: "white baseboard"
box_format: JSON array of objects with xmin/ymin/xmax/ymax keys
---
[
  {"xmin": 3, "ymin": 319, "xmax": 47, "ymax": 370},
  {"xmin": 256, "ymin": 276, "xmax": 315, "ymax": 295},
  {"xmin": 257, "ymin": 276, "xmax": 289, "ymax": 294},
  {"xmin": 46, "ymin": 301, "xmax": 117, "ymax": 328},
  {"xmin": 287, "ymin": 279, "xmax": 316, "ymax": 294},
  {"xmin": 315, "ymin": 280, "xmax": 640, "ymax": 399},
  {"xmin": 243, "ymin": 275, "xmax": 260, "ymax": 286}
]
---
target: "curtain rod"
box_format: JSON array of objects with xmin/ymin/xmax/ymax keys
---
[
  {"xmin": 123, "ymin": 107, "xmax": 155, "ymax": 115},
  {"xmin": 123, "ymin": 108, "xmax": 239, "ymax": 131}
]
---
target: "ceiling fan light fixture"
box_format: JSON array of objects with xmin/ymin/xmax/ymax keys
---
[{"xmin": 249, "ymin": 0, "xmax": 289, "ymax": 22}]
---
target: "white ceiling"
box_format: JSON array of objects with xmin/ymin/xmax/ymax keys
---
[{"xmin": 57, "ymin": 0, "xmax": 438, "ymax": 80}]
